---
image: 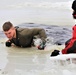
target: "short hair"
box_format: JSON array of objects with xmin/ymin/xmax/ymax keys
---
[
  {"xmin": 2, "ymin": 21, "xmax": 13, "ymax": 31},
  {"xmin": 72, "ymin": 0, "xmax": 76, "ymax": 11}
]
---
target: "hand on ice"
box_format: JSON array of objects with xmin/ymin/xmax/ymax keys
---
[{"xmin": 5, "ymin": 41, "xmax": 11, "ymax": 47}]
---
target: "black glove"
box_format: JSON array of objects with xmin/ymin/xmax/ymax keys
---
[
  {"xmin": 50, "ymin": 50, "xmax": 60, "ymax": 57},
  {"xmin": 5, "ymin": 42, "xmax": 11, "ymax": 47}
]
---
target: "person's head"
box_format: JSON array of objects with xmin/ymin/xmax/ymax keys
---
[
  {"xmin": 2, "ymin": 21, "xmax": 16, "ymax": 39},
  {"xmin": 72, "ymin": 0, "xmax": 76, "ymax": 19}
]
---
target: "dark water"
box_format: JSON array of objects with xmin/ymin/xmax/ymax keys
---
[
  {"xmin": 18, "ymin": 23, "xmax": 72, "ymax": 45},
  {"xmin": 1, "ymin": 23, "xmax": 72, "ymax": 45}
]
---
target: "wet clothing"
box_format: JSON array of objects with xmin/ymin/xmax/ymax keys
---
[
  {"xmin": 9, "ymin": 28, "xmax": 47, "ymax": 47},
  {"xmin": 62, "ymin": 39, "xmax": 76, "ymax": 54},
  {"xmin": 62, "ymin": 25, "xmax": 76, "ymax": 54}
]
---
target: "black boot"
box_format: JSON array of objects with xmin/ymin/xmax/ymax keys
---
[{"xmin": 50, "ymin": 50, "xmax": 60, "ymax": 57}]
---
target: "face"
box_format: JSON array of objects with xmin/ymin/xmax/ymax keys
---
[
  {"xmin": 4, "ymin": 27, "xmax": 16, "ymax": 39},
  {"xmin": 72, "ymin": 10, "xmax": 76, "ymax": 19}
]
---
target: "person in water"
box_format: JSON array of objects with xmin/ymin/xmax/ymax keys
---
[
  {"xmin": 51, "ymin": 0, "xmax": 76, "ymax": 56},
  {"xmin": 2, "ymin": 21, "xmax": 47, "ymax": 50}
]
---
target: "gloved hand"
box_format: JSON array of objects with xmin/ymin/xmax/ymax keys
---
[
  {"xmin": 50, "ymin": 50, "xmax": 60, "ymax": 57},
  {"xmin": 5, "ymin": 41, "xmax": 11, "ymax": 47},
  {"xmin": 37, "ymin": 41, "xmax": 46, "ymax": 50}
]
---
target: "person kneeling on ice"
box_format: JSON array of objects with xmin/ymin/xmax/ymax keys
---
[
  {"xmin": 51, "ymin": 0, "xmax": 76, "ymax": 56},
  {"xmin": 51, "ymin": 25, "xmax": 76, "ymax": 56},
  {"xmin": 2, "ymin": 21, "xmax": 47, "ymax": 50}
]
